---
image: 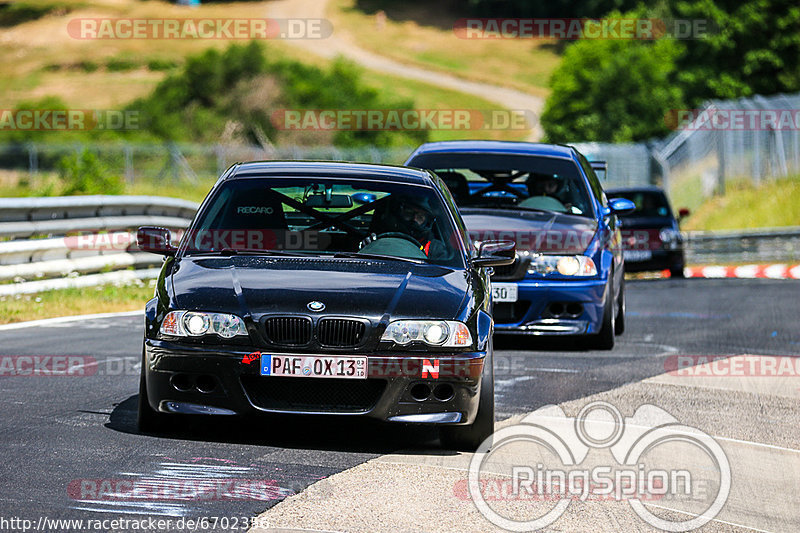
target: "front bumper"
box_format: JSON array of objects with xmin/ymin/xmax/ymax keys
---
[
  {"xmin": 623, "ymin": 249, "xmax": 685, "ymax": 273},
  {"xmin": 143, "ymin": 340, "xmax": 487, "ymax": 425},
  {"xmin": 492, "ymin": 278, "xmax": 607, "ymax": 335}
]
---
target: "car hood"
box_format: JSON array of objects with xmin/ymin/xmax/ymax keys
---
[
  {"xmin": 170, "ymin": 255, "xmax": 469, "ymax": 320},
  {"xmin": 461, "ymin": 208, "xmax": 598, "ymax": 254}
]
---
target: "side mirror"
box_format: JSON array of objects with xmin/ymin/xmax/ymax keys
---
[
  {"xmin": 137, "ymin": 226, "xmax": 176, "ymax": 256},
  {"xmin": 471, "ymin": 240, "xmax": 516, "ymax": 268},
  {"xmin": 678, "ymin": 207, "xmax": 690, "ymax": 222},
  {"xmin": 608, "ymin": 197, "xmax": 636, "ymax": 215}
]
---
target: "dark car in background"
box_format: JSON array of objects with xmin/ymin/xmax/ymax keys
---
[
  {"xmin": 606, "ymin": 186, "xmax": 689, "ymax": 278},
  {"xmin": 136, "ymin": 161, "xmax": 514, "ymax": 450},
  {"xmin": 406, "ymin": 141, "xmax": 635, "ymax": 350}
]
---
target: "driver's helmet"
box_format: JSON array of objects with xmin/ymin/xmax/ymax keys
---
[
  {"xmin": 527, "ymin": 173, "xmax": 565, "ymax": 198},
  {"xmin": 386, "ymin": 194, "xmax": 436, "ymax": 242}
]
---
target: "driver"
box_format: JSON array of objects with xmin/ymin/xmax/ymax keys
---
[
  {"xmin": 528, "ymin": 173, "xmax": 563, "ymax": 199},
  {"xmin": 365, "ymin": 194, "xmax": 448, "ymax": 258}
]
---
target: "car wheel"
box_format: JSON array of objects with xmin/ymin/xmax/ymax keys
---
[
  {"xmin": 137, "ymin": 347, "xmax": 167, "ymax": 433},
  {"xmin": 440, "ymin": 346, "xmax": 494, "ymax": 451},
  {"xmin": 593, "ymin": 288, "xmax": 615, "ymax": 350},
  {"xmin": 614, "ymin": 280, "xmax": 625, "ymax": 336},
  {"xmin": 670, "ymin": 266, "xmax": 685, "ymax": 278}
]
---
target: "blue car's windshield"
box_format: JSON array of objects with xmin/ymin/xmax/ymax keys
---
[
  {"xmin": 409, "ymin": 153, "xmax": 594, "ymax": 217},
  {"xmin": 182, "ymin": 177, "xmax": 464, "ymax": 268}
]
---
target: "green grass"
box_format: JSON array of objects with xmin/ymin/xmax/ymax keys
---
[
  {"xmin": 683, "ymin": 174, "xmax": 800, "ymax": 231},
  {"xmin": 329, "ymin": 0, "xmax": 559, "ymax": 97},
  {"xmin": 0, "ymin": 281, "xmax": 154, "ymax": 324}
]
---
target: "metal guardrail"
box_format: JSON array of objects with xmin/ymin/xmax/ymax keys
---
[
  {"xmin": 684, "ymin": 227, "xmax": 800, "ymax": 265},
  {"xmin": 1, "ymin": 195, "xmax": 796, "ymax": 295},
  {"xmin": 1, "ymin": 196, "xmax": 198, "ymax": 294}
]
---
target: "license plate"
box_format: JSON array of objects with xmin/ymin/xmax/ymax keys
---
[
  {"xmin": 260, "ymin": 354, "xmax": 367, "ymax": 379},
  {"xmin": 624, "ymin": 250, "xmax": 653, "ymax": 262},
  {"xmin": 492, "ymin": 282, "xmax": 518, "ymax": 303}
]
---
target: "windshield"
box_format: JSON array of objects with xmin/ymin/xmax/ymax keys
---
[
  {"xmin": 408, "ymin": 153, "xmax": 594, "ymax": 217},
  {"xmin": 182, "ymin": 177, "xmax": 464, "ymax": 268},
  {"xmin": 608, "ymin": 190, "xmax": 672, "ymax": 218}
]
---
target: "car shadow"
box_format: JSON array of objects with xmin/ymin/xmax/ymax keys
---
[
  {"xmin": 106, "ymin": 395, "xmax": 450, "ymax": 455},
  {"xmin": 493, "ymin": 333, "xmax": 593, "ymax": 352}
]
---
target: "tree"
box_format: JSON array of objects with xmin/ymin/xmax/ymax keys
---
[
  {"xmin": 541, "ymin": 34, "xmax": 683, "ymax": 143},
  {"xmin": 671, "ymin": 0, "xmax": 800, "ymax": 106}
]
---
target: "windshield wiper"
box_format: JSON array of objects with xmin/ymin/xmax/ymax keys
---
[
  {"xmin": 332, "ymin": 251, "xmax": 425, "ymax": 264},
  {"xmin": 472, "ymin": 204, "xmax": 558, "ymax": 214},
  {"xmin": 185, "ymin": 248, "xmax": 321, "ymax": 257}
]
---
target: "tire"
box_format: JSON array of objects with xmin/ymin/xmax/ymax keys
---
[
  {"xmin": 670, "ymin": 266, "xmax": 685, "ymax": 278},
  {"xmin": 137, "ymin": 347, "xmax": 168, "ymax": 433},
  {"xmin": 440, "ymin": 346, "xmax": 494, "ymax": 451},
  {"xmin": 593, "ymin": 288, "xmax": 615, "ymax": 350},
  {"xmin": 614, "ymin": 280, "xmax": 625, "ymax": 336}
]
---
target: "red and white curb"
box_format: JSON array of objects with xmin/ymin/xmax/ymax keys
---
[{"xmin": 684, "ymin": 264, "xmax": 800, "ymax": 279}]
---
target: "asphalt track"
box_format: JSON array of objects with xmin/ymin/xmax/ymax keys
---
[{"xmin": 0, "ymin": 278, "xmax": 798, "ymax": 532}]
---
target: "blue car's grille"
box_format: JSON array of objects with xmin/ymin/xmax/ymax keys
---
[{"xmin": 490, "ymin": 255, "xmax": 528, "ymax": 281}]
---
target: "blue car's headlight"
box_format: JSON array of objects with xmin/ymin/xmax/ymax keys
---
[
  {"xmin": 381, "ymin": 320, "xmax": 472, "ymax": 347},
  {"xmin": 160, "ymin": 310, "xmax": 248, "ymax": 338},
  {"xmin": 528, "ymin": 255, "xmax": 597, "ymax": 276}
]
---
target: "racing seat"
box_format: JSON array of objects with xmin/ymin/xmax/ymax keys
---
[{"xmin": 435, "ymin": 171, "xmax": 470, "ymax": 204}]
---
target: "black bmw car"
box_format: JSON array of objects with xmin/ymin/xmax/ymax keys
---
[
  {"xmin": 136, "ymin": 161, "xmax": 513, "ymax": 450},
  {"xmin": 606, "ymin": 186, "xmax": 688, "ymax": 278}
]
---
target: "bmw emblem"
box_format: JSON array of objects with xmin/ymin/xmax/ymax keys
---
[{"xmin": 307, "ymin": 301, "xmax": 325, "ymax": 312}]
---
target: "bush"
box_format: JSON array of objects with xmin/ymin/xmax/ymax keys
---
[
  {"xmin": 0, "ymin": 2, "xmax": 68, "ymax": 27},
  {"xmin": 106, "ymin": 57, "xmax": 139, "ymax": 72},
  {"xmin": 56, "ymin": 149, "xmax": 124, "ymax": 195},
  {"xmin": 541, "ymin": 14, "xmax": 684, "ymax": 143},
  {"xmin": 128, "ymin": 41, "xmax": 428, "ymax": 147},
  {"xmin": 146, "ymin": 58, "xmax": 179, "ymax": 71}
]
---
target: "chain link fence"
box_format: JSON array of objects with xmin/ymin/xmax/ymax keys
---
[
  {"xmin": 653, "ymin": 91, "xmax": 800, "ymax": 209},
  {"xmin": 0, "ymin": 142, "xmax": 414, "ymax": 183},
  {"xmin": 1, "ymin": 90, "xmax": 797, "ymax": 201}
]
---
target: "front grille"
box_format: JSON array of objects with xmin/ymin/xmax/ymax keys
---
[
  {"xmin": 490, "ymin": 255, "xmax": 528, "ymax": 281},
  {"xmin": 241, "ymin": 376, "xmax": 386, "ymax": 412},
  {"xmin": 318, "ymin": 318, "xmax": 366, "ymax": 347},
  {"xmin": 263, "ymin": 317, "xmax": 312, "ymax": 346}
]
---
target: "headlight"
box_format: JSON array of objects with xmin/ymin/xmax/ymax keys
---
[
  {"xmin": 160, "ymin": 310, "xmax": 248, "ymax": 338},
  {"xmin": 381, "ymin": 320, "xmax": 472, "ymax": 347},
  {"xmin": 528, "ymin": 255, "xmax": 597, "ymax": 276}
]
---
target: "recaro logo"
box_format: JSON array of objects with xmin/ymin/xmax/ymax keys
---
[{"xmin": 237, "ymin": 206, "xmax": 274, "ymax": 215}]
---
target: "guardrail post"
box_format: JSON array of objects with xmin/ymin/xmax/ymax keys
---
[
  {"xmin": 124, "ymin": 144, "xmax": 134, "ymax": 183},
  {"xmin": 26, "ymin": 143, "xmax": 38, "ymax": 174}
]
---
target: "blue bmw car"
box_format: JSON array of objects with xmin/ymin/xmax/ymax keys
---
[{"xmin": 405, "ymin": 141, "xmax": 635, "ymax": 349}]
